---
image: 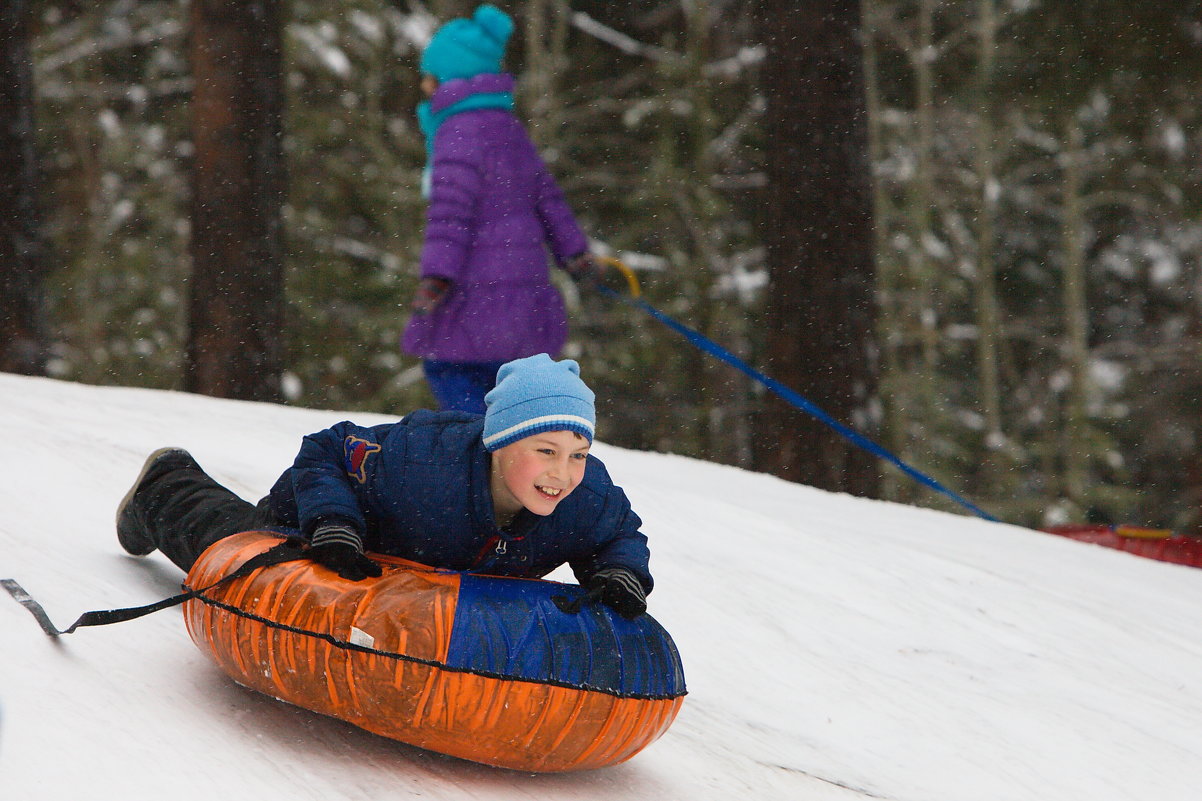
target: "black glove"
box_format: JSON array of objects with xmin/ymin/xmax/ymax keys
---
[
  {"xmin": 587, "ymin": 567, "xmax": 647, "ymax": 620},
  {"xmin": 307, "ymin": 524, "xmax": 382, "ymax": 581},
  {"xmin": 564, "ymin": 252, "xmax": 600, "ymax": 288},
  {"xmin": 410, "ymin": 276, "xmax": 451, "ymax": 314}
]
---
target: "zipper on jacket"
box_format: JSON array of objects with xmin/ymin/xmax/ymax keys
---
[{"xmin": 470, "ymin": 532, "xmax": 526, "ymax": 569}]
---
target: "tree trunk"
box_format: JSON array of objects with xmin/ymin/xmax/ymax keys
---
[
  {"xmin": 973, "ymin": 0, "xmax": 1004, "ymax": 462},
  {"xmin": 862, "ymin": 0, "xmax": 906, "ymax": 499},
  {"xmin": 521, "ymin": 0, "xmax": 569, "ymax": 147},
  {"xmin": 1060, "ymin": 117, "xmax": 1090, "ymax": 512},
  {"xmin": 1184, "ymin": 295, "xmax": 1202, "ymax": 536},
  {"xmin": 911, "ymin": 0, "xmax": 939, "ymax": 387},
  {"xmin": 185, "ymin": 0, "xmax": 285, "ymax": 401},
  {"xmin": 0, "ymin": 0, "xmax": 47, "ymax": 375},
  {"xmin": 755, "ymin": 0, "xmax": 880, "ymax": 497}
]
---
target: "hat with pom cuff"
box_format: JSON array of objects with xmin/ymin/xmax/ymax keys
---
[{"xmin": 421, "ymin": 4, "xmax": 514, "ymax": 83}]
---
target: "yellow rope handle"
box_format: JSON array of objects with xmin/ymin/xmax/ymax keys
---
[
  {"xmin": 596, "ymin": 255, "xmax": 642, "ymax": 298},
  {"xmin": 1114, "ymin": 525, "xmax": 1173, "ymax": 540}
]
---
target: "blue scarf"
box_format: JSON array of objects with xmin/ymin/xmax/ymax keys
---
[{"xmin": 417, "ymin": 91, "xmax": 514, "ymax": 197}]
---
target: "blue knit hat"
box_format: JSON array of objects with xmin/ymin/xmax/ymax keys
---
[
  {"xmin": 482, "ymin": 354, "xmax": 596, "ymax": 451},
  {"xmin": 420, "ymin": 4, "xmax": 514, "ymax": 83}
]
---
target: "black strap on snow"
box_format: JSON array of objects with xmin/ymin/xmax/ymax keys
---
[{"xmin": 2, "ymin": 538, "xmax": 308, "ymax": 638}]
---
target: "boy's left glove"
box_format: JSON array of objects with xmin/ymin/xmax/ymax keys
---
[
  {"xmin": 586, "ymin": 567, "xmax": 647, "ymax": 619},
  {"xmin": 307, "ymin": 524, "xmax": 382, "ymax": 581}
]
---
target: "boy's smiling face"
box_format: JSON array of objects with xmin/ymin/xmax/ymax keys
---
[{"xmin": 490, "ymin": 430, "xmax": 590, "ymax": 521}]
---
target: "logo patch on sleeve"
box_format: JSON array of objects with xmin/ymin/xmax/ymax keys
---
[{"xmin": 343, "ymin": 436, "xmax": 382, "ymax": 484}]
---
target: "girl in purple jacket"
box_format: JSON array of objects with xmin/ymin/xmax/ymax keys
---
[{"xmin": 402, "ymin": 4, "xmax": 596, "ymax": 414}]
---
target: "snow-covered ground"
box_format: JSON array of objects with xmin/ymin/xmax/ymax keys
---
[{"xmin": 3, "ymin": 372, "xmax": 1202, "ymax": 800}]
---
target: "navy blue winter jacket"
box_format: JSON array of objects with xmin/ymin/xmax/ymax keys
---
[{"xmin": 267, "ymin": 410, "xmax": 652, "ymax": 593}]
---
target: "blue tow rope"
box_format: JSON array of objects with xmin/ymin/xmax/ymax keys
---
[{"xmin": 597, "ymin": 284, "xmax": 999, "ymax": 523}]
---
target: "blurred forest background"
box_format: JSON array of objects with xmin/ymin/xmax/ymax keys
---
[{"xmin": 3, "ymin": 0, "xmax": 1202, "ymax": 533}]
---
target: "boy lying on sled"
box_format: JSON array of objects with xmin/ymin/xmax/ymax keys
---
[{"xmin": 116, "ymin": 354, "xmax": 650, "ymax": 619}]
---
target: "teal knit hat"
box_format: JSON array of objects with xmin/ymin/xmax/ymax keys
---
[
  {"xmin": 482, "ymin": 354, "xmax": 596, "ymax": 451},
  {"xmin": 420, "ymin": 4, "xmax": 514, "ymax": 83}
]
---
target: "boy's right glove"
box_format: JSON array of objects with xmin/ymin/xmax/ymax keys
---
[
  {"xmin": 586, "ymin": 567, "xmax": 647, "ymax": 619},
  {"xmin": 307, "ymin": 524, "xmax": 382, "ymax": 581}
]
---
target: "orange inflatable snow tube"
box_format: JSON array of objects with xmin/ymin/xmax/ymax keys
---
[{"xmin": 183, "ymin": 531, "xmax": 686, "ymax": 772}]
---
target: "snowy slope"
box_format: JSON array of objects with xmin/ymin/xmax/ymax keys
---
[{"xmin": 3, "ymin": 372, "xmax": 1202, "ymax": 800}]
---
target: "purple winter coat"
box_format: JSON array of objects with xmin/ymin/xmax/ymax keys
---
[{"xmin": 402, "ymin": 74, "xmax": 588, "ymax": 363}]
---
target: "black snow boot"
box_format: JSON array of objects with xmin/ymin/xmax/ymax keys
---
[{"xmin": 115, "ymin": 447, "xmax": 202, "ymax": 556}]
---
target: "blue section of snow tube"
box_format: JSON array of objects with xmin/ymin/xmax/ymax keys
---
[{"xmin": 445, "ymin": 574, "xmax": 686, "ymax": 698}]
